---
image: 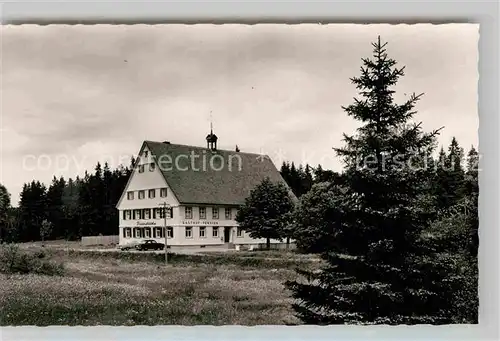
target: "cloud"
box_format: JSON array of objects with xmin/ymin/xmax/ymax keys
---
[{"xmin": 1, "ymin": 24, "xmax": 479, "ymax": 206}]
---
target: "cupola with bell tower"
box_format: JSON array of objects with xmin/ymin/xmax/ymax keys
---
[{"xmin": 206, "ymin": 121, "xmax": 218, "ymax": 151}]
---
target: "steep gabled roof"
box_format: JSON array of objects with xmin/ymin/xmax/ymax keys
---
[{"xmin": 145, "ymin": 141, "xmax": 295, "ymax": 206}]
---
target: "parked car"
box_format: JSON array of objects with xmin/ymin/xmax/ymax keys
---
[
  {"xmin": 118, "ymin": 240, "xmax": 141, "ymax": 251},
  {"xmin": 135, "ymin": 239, "xmax": 165, "ymax": 251}
]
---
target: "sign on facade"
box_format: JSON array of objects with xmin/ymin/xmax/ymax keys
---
[
  {"xmin": 181, "ymin": 220, "xmax": 220, "ymax": 226},
  {"xmin": 137, "ymin": 221, "xmax": 157, "ymax": 226}
]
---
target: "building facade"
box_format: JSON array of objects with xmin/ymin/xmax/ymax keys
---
[{"xmin": 116, "ymin": 132, "xmax": 295, "ymax": 249}]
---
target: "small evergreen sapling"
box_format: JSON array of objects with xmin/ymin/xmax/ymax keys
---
[{"xmin": 40, "ymin": 219, "xmax": 53, "ymax": 246}]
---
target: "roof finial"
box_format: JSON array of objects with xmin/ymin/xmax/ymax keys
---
[
  {"xmin": 206, "ymin": 111, "xmax": 218, "ymax": 151},
  {"xmin": 210, "ymin": 111, "xmax": 213, "ymax": 134}
]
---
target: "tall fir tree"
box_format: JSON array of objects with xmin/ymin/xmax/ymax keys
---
[
  {"xmin": 0, "ymin": 183, "xmax": 10, "ymax": 214},
  {"xmin": 287, "ymin": 162, "xmax": 298, "ymax": 195},
  {"xmin": 46, "ymin": 176, "xmax": 66, "ymax": 239},
  {"xmin": 61, "ymin": 177, "xmax": 80, "ymax": 240},
  {"xmin": 280, "ymin": 162, "xmax": 291, "ymax": 189},
  {"xmin": 445, "ymin": 137, "xmax": 466, "ymax": 203},
  {"xmin": 18, "ymin": 181, "xmax": 48, "ymax": 241},
  {"xmin": 433, "ymin": 139, "xmax": 465, "ymax": 212},
  {"xmin": 313, "ymin": 164, "xmax": 342, "ymax": 185},
  {"xmin": 313, "ymin": 164, "xmax": 324, "ymax": 182},
  {"xmin": 286, "ymin": 37, "xmax": 455, "ymax": 324},
  {"xmin": 102, "ymin": 162, "xmax": 113, "ymax": 234},
  {"xmin": 433, "ymin": 147, "xmax": 449, "ymax": 210},
  {"xmin": 0, "ymin": 183, "xmax": 12, "ymax": 242},
  {"xmin": 280, "ymin": 161, "xmax": 314, "ymax": 197},
  {"xmin": 464, "ymin": 146, "xmax": 479, "ymax": 256},
  {"xmin": 302, "ymin": 164, "xmax": 314, "ymax": 195}
]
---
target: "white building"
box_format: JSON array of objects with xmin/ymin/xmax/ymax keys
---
[{"xmin": 116, "ymin": 130, "xmax": 296, "ymax": 249}]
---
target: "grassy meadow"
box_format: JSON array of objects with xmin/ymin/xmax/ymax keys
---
[{"xmin": 0, "ymin": 245, "xmax": 320, "ymax": 326}]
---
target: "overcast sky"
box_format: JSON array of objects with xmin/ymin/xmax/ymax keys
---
[{"xmin": 1, "ymin": 24, "xmax": 478, "ymax": 206}]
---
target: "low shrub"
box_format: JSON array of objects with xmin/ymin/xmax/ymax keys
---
[{"xmin": 0, "ymin": 244, "xmax": 65, "ymax": 276}]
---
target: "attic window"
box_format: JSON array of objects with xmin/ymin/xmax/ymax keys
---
[
  {"xmin": 225, "ymin": 208, "xmax": 232, "ymax": 220},
  {"xmin": 185, "ymin": 207, "xmax": 193, "ymax": 219},
  {"xmin": 212, "ymin": 207, "xmax": 219, "ymax": 219},
  {"xmin": 144, "ymin": 151, "xmax": 149, "ymax": 157},
  {"xmin": 149, "ymin": 189, "xmax": 155, "ymax": 198},
  {"xmin": 199, "ymin": 207, "xmax": 206, "ymax": 219}
]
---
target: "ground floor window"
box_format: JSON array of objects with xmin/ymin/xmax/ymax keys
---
[
  {"xmin": 185, "ymin": 226, "xmax": 193, "ymax": 238},
  {"xmin": 237, "ymin": 227, "xmax": 244, "ymax": 238},
  {"xmin": 133, "ymin": 227, "xmax": 144, "ymax": 238},
  {"xmin": 128, "ymin": 226, "xmax": 174, "ymax": 239},
  {"xmin": 154, "ymin": 227, "xmax": 164, "ymax": 238},
  {"xmin": 123, "ymin": 227, "xmax": 132, "ymax": 238},
  {"xmin": 199, "ymin": 226, "xmax": 206, "ymax": 238},
  {"xmin": 212, "ymin": 227, "xmax": 219, "ymax": 238}
]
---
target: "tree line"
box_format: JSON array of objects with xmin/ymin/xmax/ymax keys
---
[
  {"xmin": 0, "ymin": 159, "xmax": 135, "ymax": 243},
  {"xmin": 279, "ymin": 162, "xmax": 344, "ymax": 198},
  {"xmin": 236, "ymin": 37, "xmax": 478, "ymax": 324},
  {"xmin": 240, "ymin": 138, "xmax": 478, "ymax": 255},
  {"xmin": 0, "ymin": 146, "xmax": 345, "ymax": 243},
  {"xmin": 0, "ymin": 155, "xmax": 338, "ymax": 244}
]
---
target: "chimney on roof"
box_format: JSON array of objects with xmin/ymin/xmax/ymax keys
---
[{"xmin": 235, "ymin": 145, "xmax": 240, "ymax": 152}]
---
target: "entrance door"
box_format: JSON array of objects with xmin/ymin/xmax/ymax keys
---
[{"xmin": 224, "ymin": 227, "xmax": 231, "ymax": 243}]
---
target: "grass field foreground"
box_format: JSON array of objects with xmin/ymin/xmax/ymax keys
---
[{"xmin": 1, "ymin": 245, "xmax": 320, "ymax": 326}]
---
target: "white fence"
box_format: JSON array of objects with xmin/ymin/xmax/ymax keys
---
[{"xmin": 81, "ymin": 235, "xmax": 119, "ymax": 246}]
